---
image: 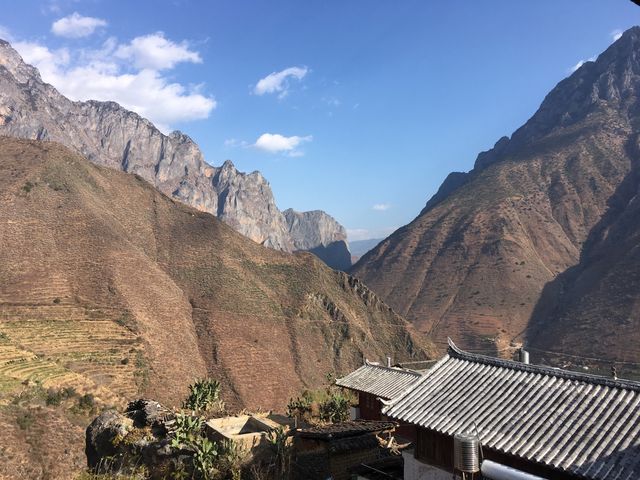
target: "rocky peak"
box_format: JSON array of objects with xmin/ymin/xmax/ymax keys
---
[
  {"xmin": 0, "ymin": 39, "xmax": 348, "ymax": 262},
  {"xmin": 283, "ymin": 209, "xmax": 347, "ymax": 248},
  {"xmin": 421, "ymin": 27, "xmax": 640, "ymax": 216},
  {"xmin": 284, "ymin": 209, "xmax": 351, "ymax": 271},
  {"xmin": 0, "ymin": 39, "xmax": 42, "ymax": 84}
]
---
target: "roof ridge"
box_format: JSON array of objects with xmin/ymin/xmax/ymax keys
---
[
  {"xmin": 447, "ymin": 338, "xmax": 640, "ymax": 392},
  {"xmin": 363, "ymin": 360, "xmax": 422, "ymax": 376}
]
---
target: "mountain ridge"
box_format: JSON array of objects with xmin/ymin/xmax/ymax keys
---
[
  {"xmin": 0, "ymin": 136, "xmax": 430, "ymax": 408},
  {"xmin": 351, "ymin": 26, "xmax": 640, "ymax": 360},
  {"xmin": 0, "ymin": 39, "xmax": 351, "ymax": 268}
]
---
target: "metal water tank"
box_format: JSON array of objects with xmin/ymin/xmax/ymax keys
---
[{"xmin": 454, "ymin": 433, "xmax": 480, "ymax": 473}]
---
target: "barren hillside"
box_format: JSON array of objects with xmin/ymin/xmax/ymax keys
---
[
  {"xmin": 0, "ymin": 136, "xmax": 430, "ymax": 478},
  {"xmin": 352, "ymin": 27, "xmax": 640, "ymax": 357}
]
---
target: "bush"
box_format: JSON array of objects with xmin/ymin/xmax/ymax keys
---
[
  {"xmin": 184, "ymin": 379, "xmax": 222, "ymax": 412},
  {"xmin": 170, "ymin": 413, "xmax": 204, "ymax": 448},
  {"xmin": 16, "ymin": 411, "xmax": 35, "ymax": 430},
  {"xmin": 267, "ymin": 427, "xmax": 291, "ymax": 477},
  {"xmin": 286, "ymin": 392, "xmax": 312, "ymax": 420},
  {"xmin": 187, "ymin": 436, "xmax": 243, "ymax": 480},
  {"xmin": 76, "ymin": 393, "xmax": 96, "ymax": 412},
  {"xmin": 319, "ymin": 392, "xmax": 350, "ymax": 423},
  {"xmin": 45, "ymin": 386, "xmax": 78, "ymax": 406}
]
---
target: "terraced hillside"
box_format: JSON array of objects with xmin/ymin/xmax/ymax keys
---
[{"xmin": 0, "ymin": 137, "xmax": 430, "ymax": 410}]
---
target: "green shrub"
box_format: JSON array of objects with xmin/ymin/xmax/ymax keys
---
[
  {"xmin": 45, "ymin": 386, "xmax": 78, "ymax": 406},
  {"xmin": 267, "ymin": 427, "xmax": 290, "ymax": 477},
  {"xmin": 170, "ymin": 413, "xmax": 204, "ymax": 448},
  {"xmin": 191, "ymin": 436, "xmax": 218, "ymax": 480},
  {"xmin": 76, "ymin": 393, "xmax": 96, "ymax": 412},
  {"xmin": 319, "ymin": 392, "xmax": 350, "ymax": 423},
  {"xmin": 184, "ymin": 379, "xmax": 222, "ymax": 412},
  {"xmin": 286, "ymin": 392, "xmax": 312, "ymax": 420}
]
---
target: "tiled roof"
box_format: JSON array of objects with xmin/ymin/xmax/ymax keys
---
[
  {"xmin": 296, "ymin": 420, "xmax": 397, "ymax": 440},
  {"xmin": 336, "ymin": 362, "xmax": 423, "ymax": 400},
  {"xmin": 383, "ymin": 339, "xmax": 640, "ymax": 480}
]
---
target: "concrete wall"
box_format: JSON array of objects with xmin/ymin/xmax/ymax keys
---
[{"xmin": 403, "ymin": 450, "xmax": 454, "ymax": 480}]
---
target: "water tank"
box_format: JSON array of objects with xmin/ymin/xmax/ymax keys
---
[{"xmin": 454, "ymin": 433, "xmax": 480, "ymax": 473}]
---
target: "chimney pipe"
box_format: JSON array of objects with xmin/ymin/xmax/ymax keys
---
[
  {"xmin": 386, "ymin": 356, "xmax": 392, "ymax": 368},
  {"xmin": 519, "ymin": 348, "xmax": 530, "ymax": 365}
]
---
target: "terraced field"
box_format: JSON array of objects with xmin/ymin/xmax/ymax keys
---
[{"xmin": 0, "ymin": 303, "xmax": 144, "ymax": 404}]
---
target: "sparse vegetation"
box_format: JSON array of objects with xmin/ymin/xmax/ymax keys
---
[
  {"xmin": 286, "ymin": 392, "xmax": 312, "ymax": 420},
  {"xmin": 319, "ymin": 391, "xmax": 350, "ymax": 423},
  {"xmin": 45, "ymin": 387, "xmax": 75, "ymax": 406},
  {"xmin": 170, "ymin": 412, "xmax": 204, "ymax": 448},
  {"xmin": 184, "ymin": 379, "xmax": 224, "ymax": 413},
  {"xmin": 16, "ymin": 410, "xmax": 35, "ymax": 430},
  {"xmin": 267, "ymin": 426, "xmax": 291, "ymax": 478}
]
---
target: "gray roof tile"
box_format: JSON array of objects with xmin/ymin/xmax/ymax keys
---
[
  {"xmin": 383, "ymin": 340, "xmax": 640, "ymax": 480},
  {"xmin": 336, "ymin": 362, "xmax": 423, "ymax": 400}
]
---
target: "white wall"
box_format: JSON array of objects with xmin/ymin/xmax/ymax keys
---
[{"xmin": 403, "ymin": 450, "xmax": 455, "ymax": 480}]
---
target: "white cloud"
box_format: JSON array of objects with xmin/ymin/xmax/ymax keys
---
[
  {"xmin": 372, "ymin": 203, "xmax": 390, "ymax": 211},
  {"xmin": 12, "ymin": 35, "xmax": 215, "ymax": 132},
  {"xmin": 13, "ymin": 41, "xmax": 71, "ymax": 77},
  {"xmin": 569, "ymin": 56, "xmax": 596, "ymax": 73},
  {"xmin": 254, "ymin": 133, "xmax": 312, "ymax": 156},
  {"xmin": 51, "ymin": 12, "xmax": 107, "ymax": 38},
  {"xmin": 115, "ymin": 32, "xmax": 201, "ymax": 70},
  {"xmin": 254, "ymin": 66, "xmax": 308, "ymax": 97},
  {"xmin": 611, "ymin": 29, "xmax": 623, "ymax": 42}
]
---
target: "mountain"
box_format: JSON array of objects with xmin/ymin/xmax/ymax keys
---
[
  {"xmin": 349, "ymin": 238, "xmax": 384, "ymax": 263},
  {"xmin": 0, "ymin": 39, "xmax": 349, "ymax": 263},
  {"xmin": 0, "ymin": 135, "xmax": 428, "ymax": 476},
  {"xmin": 351, "ymin": 27, "xmax": 640, "ymax": 358},
  {"xmin": 0, "ymin": 136, "xmax": 430, "ymax": 410},
  {"xmin": 0, "ymin": 138, "xmax": 429, "ymax": 478},
  {"xmin": 284, "ymin": 209, "xmax": 351, "ymax": 270}
]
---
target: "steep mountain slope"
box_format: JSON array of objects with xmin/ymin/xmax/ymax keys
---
[
  {"xmin": 0, "ymin": 137, "xmax": 430, "ymax": 411},
  {"xmin": 352, "ymin": 27, "xmax": 640, "ymax": 355},
  {"xmin": 0, "ymin": 39, "xmax": 349, "ymax": 260},
  {"xmin": 284, "ymin": 209, "xmax": 351, "ymax": 270},
  {"xmin": 526, "ymin": 133, "xmax": 640, "ymax": 367}
]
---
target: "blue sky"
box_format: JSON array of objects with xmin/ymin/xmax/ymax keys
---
[{"xmin": 1, "ymin": 1, "xmax": 639, "ymax": 241}]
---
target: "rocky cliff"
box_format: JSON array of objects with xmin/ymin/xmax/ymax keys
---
[
  {"xmin": 0, "ymin": 39, "xmax": 348, "ymax": 258},
  {"xmin": 352, "ymin": 26, "xmax": 640, "ymax": 359},
  {"xmin": 284, "ymin": 209, "xmax": 351, "ymax": 270}
]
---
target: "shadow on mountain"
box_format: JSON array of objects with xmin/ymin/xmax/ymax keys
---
[
  {"xmin": 307, "ymin": 240, "xmax": 352, "ymax": 271},
  {"xmin": 526, "ymin": 132, "xmax": 640, "ymax": 363}
]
